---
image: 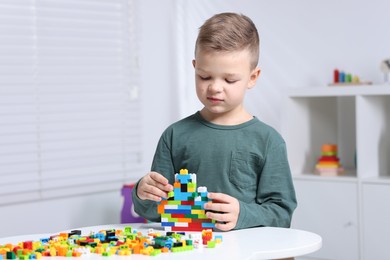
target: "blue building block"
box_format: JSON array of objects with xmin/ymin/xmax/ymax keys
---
[
  {"xmin": 165, "ymin": 209, "xmax": 192, "ymax": 214},
  {"xmin": 202, "ymin": 223, "xmax": 215, "ymax": 228},
  {"xmin": 161, "ymin": 222, "xmax": 175, "ymax": 227}
]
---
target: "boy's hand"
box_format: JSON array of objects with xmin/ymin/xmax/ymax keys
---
[
  {"xmin": 137, "ymin": 172, "xmax": 173, "ymax": 202},
  {"xmin": 204, "ymin": 192, "xmax": 240, "ymax": 231}
]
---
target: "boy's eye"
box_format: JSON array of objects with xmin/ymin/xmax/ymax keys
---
[
  {"xmin": 226, "ymin": 79, "xmax": 237, "ymax": 84},
  {"xmin": 199, "ymin": 76, "xmax": 211, "ymax": 80}
]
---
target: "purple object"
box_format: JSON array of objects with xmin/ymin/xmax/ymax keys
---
[{"xmin": 121, "ymin": 184, "xmax": 145, "ymax": 223}]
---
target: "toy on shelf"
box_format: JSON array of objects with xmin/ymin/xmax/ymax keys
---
[
  {"xmin": 328, "ymin": 69, "xmax": 372, "ymax": 86},
  {"xmin": 380, "ymin": 58, "xmax": 390, "ymax": 84},
  {"xmin": 157, "ymin": 169, "xmax": 215, "ymax": 232},
  {"xmin": 315, "ymin": 144, "xmax": 344, "ymax": 176}
]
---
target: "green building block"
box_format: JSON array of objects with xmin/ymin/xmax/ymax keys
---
[
  {"xmin": 6, "ymin": 252, "xmax": 16, "ymax": 259},
  {"xmin": 149, "ymin": 249, "xmax": 161, "ymax": 256},
  {"xmin": 167, "ymin": 200, "xmax": 181, "ymax": 205},
  {"xmin": 124, "ymin": 226, "xmax": 132, "ymax": 234},
  {"xmin": 207, "ymin": 241, "xmax": 216, "ymax": 248}
]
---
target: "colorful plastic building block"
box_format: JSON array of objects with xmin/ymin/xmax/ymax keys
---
[
  {"xmin": 157, "ymin": 169, "xmax": 215, "ymax": 232},
  {"xmin": 0, "ymin": 226, "xmax": 221, "ymax": 258}
]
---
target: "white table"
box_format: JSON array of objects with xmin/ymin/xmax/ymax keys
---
[{"xmin": 0, "ymin": 223, "xmax": 322, "ymax": 260}]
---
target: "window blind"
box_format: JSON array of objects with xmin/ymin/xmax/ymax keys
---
[{"xmin": 0, "ymin": 0, "xmax": 142, "ymax": 205}]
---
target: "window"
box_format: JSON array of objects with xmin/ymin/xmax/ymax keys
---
[{"xmin": 0, "ymin": 0, "xmax": 142, "ymax": 205}]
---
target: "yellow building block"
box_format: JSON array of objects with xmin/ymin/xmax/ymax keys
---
[{"xmin": 180, "ymin": 169, "xmax": 188, "ymax": 174}]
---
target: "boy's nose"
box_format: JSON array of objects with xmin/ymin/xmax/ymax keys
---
[{"xmin": 208, "ymin": 81, "xmax": 223, "ymax": 92}]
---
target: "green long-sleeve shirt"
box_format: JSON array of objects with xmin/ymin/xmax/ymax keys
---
[{"xmin": 132, "ymin": 111, "xmax": 297, "ymax": 229}]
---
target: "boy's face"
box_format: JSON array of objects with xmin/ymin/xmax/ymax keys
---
[{"xmin": 192, "ymin": 49, "xmax": 260, "ymax": 124}]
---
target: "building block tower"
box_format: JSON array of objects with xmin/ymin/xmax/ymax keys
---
[{"xmin": 157, "ymin": 169, "xmax": 215, "ymax": 231}]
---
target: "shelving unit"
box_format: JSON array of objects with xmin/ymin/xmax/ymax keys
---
[{"xmin": 283, "ymin": 84, "xmax": 390, "ymax": 260}]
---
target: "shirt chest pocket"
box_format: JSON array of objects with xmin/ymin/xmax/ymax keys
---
[{"xmin": 229, "ymin": 151, "xmax": 263, "ymax": 190}]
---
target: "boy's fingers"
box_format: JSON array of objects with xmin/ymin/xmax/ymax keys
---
[
  {"xmin": 204, "ymin": 201, "xmax": 228, "ymax": 212},
  {"xmin": 150, "ymin": 172, "xmax": 169, "ymax": 185},
  {"xmin": 144, "ymin": 182, "xmax": 171, "ymax": 198},
  {"xmin": 214, "ymin": 222, "xmax": 234, "ymax": 231},
  {"xmin": 138, "ymin": 173, "xmax": 172, "ymax": 201},
  {"xmin": 152, "ymin": 180, "xmax": 172, "ymax": 193},
  {"xmin": 149, "ymin": 172, "xmax": 173, "ymax": 191},
  {"xmin": 206, "ymin": 211, "xmax": 235, "ymax": 231},
  {"xmin": 139, "ymin": 185, "xmax": 167, "ymax": 201},
  {"xmin": 142, "ymin": 192, "xmax": 162, "ymax": 202},
  {"xmin": 207, "ymin": 192, "xmax": 232, "ymax": 203},
  {"xmin": 206, "ymin": 211, "xmax": 230, "ymax": 222}
]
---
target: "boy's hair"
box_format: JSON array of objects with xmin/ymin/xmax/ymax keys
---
[{"xmin": 195, "ymin": 12, "xmax": 260, "ymax": 69}]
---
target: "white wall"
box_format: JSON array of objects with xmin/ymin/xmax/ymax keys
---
[
  {"xmin": 2, "ymin": 0, "xmax": 390, "ymax": 238},
  {"xmin": 175, "ymin": 0, "xmax": 390, "ymax": 131},
  {"xmin": 139, "ymin": 0, "xmax": 181, "ymax": 169}
]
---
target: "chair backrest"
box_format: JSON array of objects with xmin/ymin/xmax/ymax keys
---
[{"xmin": 121, "ymin": 184, "xmax": 145, "ymax": 223}]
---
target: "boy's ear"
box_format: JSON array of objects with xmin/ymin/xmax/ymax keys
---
[
  {"xmin": 192, "ymin": 59, "xmax": 196, "ymax": 68},
  {"xmin": 248, "ymin": 67, "xmax": 261, "ymax": 89}
]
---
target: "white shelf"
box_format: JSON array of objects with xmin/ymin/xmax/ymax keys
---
[
  {"xmin": 285, "ymin": 85, "xmax": 390, "ymax": 181},
  {"xmin": 284, "ymin": 85, "xmax": 390, "ymax": 259},
  {"xmin": 288, "ymin": 84, "xmax": 390, "ymax": 97},
  {"xmin": 360, "ymin": 176, "xmax": 390, "ymax": 185},
  {"xmin": 293, "ymin": 171, "xmax": 358, "ymax": 183}
]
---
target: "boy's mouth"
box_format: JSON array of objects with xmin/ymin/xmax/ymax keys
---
[{"xmin": 207, "ymin": 97, "xmax": 223, "ymax": 102}]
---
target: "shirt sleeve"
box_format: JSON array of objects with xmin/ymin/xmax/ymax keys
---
[
  {"xmin": 235, "ymin": 142, "xmax": 297, "ymax": 229},
  {"xmin": 132, "ymin": 131, "xmax": 176, "ymax": 222}
]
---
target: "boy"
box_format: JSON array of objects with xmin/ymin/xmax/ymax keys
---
[{"xmin": 132, "ymin": 12, "xmax": 297, "ymax": 231}]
